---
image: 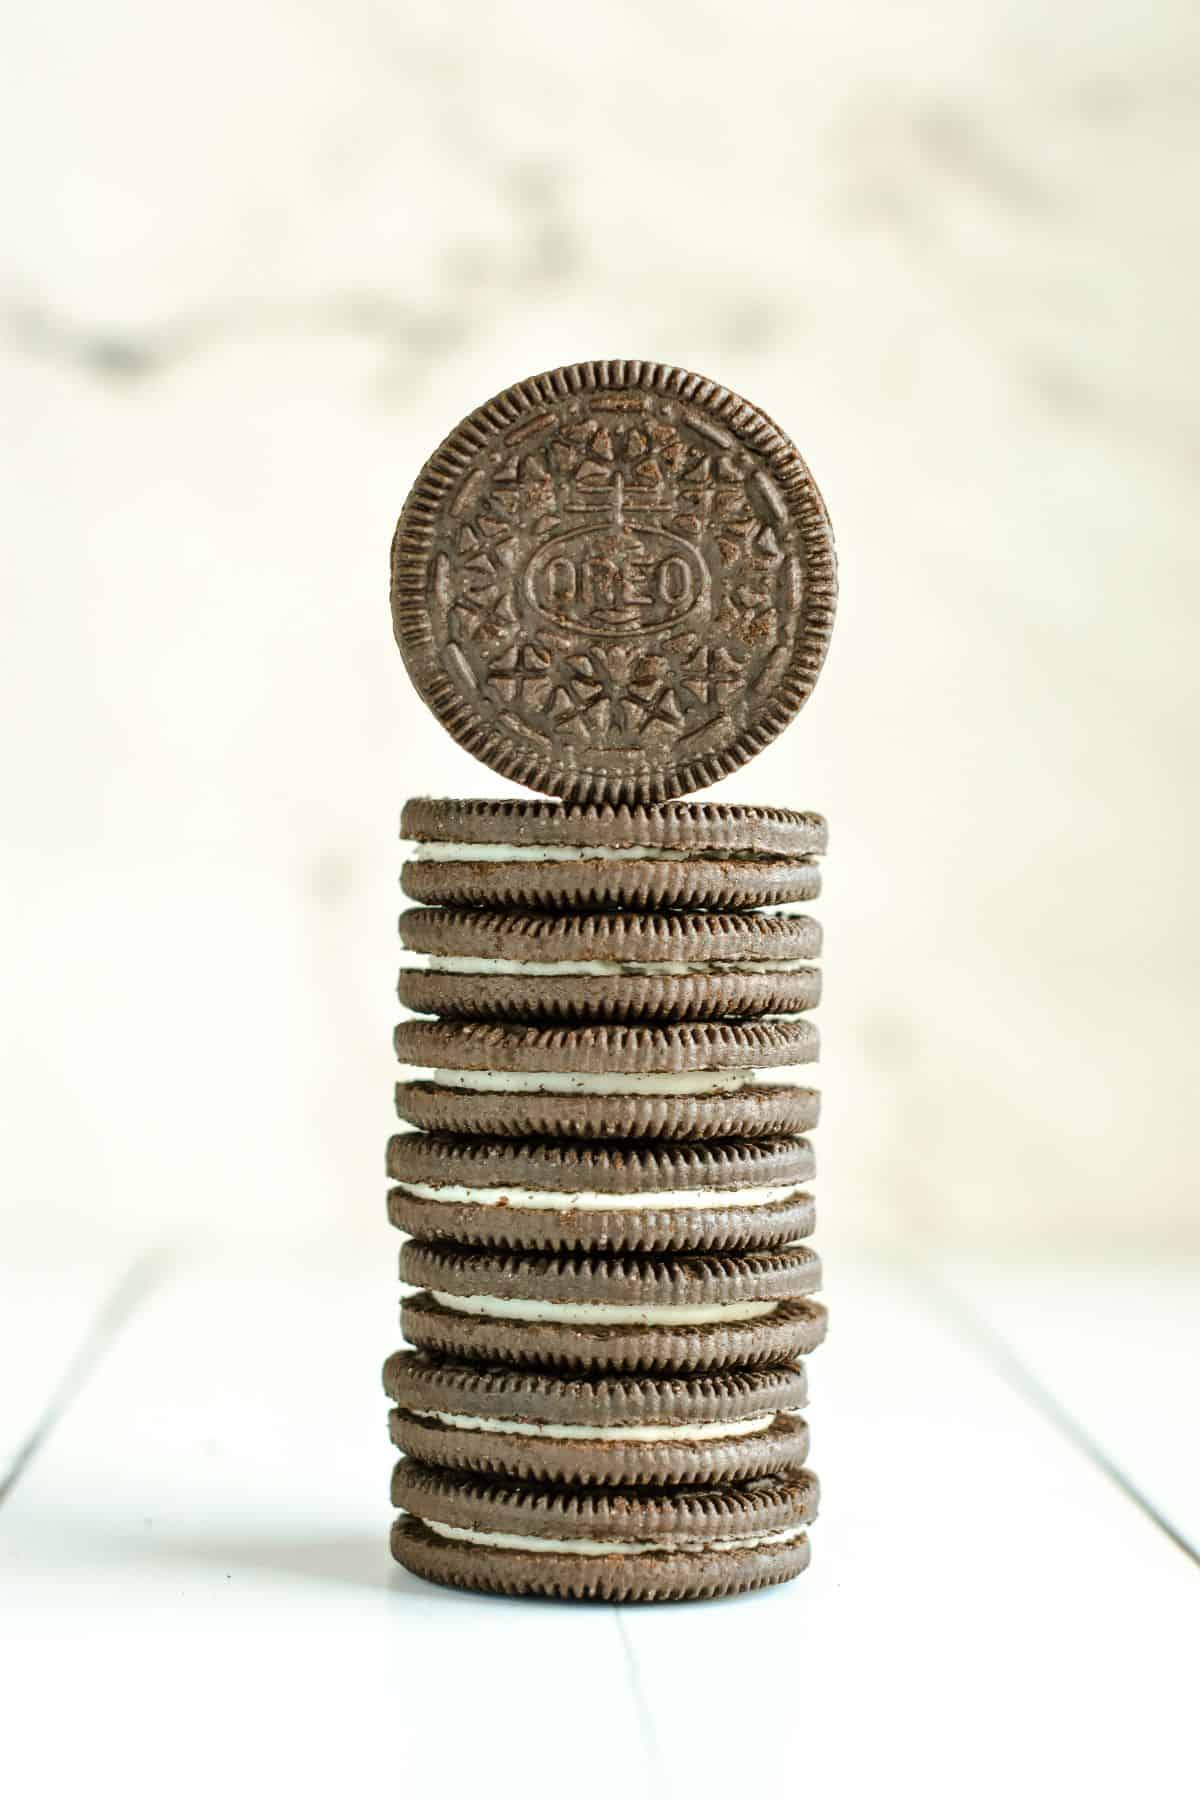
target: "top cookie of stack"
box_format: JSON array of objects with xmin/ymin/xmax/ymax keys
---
[{"xmin": 390, "ymin": 359, "xmax": 835, "ymax": 806}]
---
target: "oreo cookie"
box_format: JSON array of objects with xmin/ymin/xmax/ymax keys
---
[
  {"xmin": 389, "ymin": 360, "xmax": 836, "ymax": 805},
  {"xmin": 387, "ymin": 1132, "xmax": 816, "ymax": 1253},
  {"xmin": 398, "ymin": 907, "xmax": 821, "ymax": 1022},
  {"xmin": 402, "ymin": 797, "xmax": 825, "ymax": 913},
  {"xmin": 399, "ymin": 1241, "xmax": 825, "ymax": 1372},
  {"xmin": 393, "ymin": 1017, "xmax": 819, "ymax": 1140},
  {"xmin": 390, "ymin": 1462, "xmax": 819, "ymax": 1601},
  {"xmin": 384, "ymin": 1352, "xmax": 809, "ymax": 1486}
]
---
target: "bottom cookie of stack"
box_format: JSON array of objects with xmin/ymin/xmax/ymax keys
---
[{"xmin": 390, "ymin": 1461, "xmax": 820, "ymax": 1603}]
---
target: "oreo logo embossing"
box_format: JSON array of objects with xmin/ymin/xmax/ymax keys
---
[{"xmin": 523, "ymin": 515, "xmax": 708, "ymax": 639}]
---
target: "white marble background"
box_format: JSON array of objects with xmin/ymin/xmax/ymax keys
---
[{"xmin": 3, "ymin": 1, "xmax": 1197, "ymax": 1261}]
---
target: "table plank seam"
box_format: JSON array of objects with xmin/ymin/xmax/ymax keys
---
[
  {"xmin": 611, "ymin": 1607, "xmax": 667, "ymax": 1784},
  {"xmin": 0, "ymin": 1247, "xmax": 170, "ymax": 1511},
  {"xmin": 908, "ymin": 1262, "xmax": 1200, "ymax": 1572}
]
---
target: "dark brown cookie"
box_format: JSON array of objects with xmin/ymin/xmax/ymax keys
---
[
  {"xmin": 386, "ymin": 1132, "xmax": 816, "ymax": 1253},
  {"xmin": 383, "ymin": 1352, "xmax": 810, "ymax": 1485},
  {"xmin": 390, "ymin": 361, "xmax": 837, "ymax": 805},
  {"xmin": 399, "ymin": 1242, "xmax": 825, "ymax": 1372},
  {"xmin": 390, "ymin": 1462, "xmax": 820, "ymax": 1601},
  {"xmin": 403, "ymin": 797, "xmax": 829, "ymax": 855},
  {"xmin": 393, "ymin": 1017, "xmax": 820, "ymax": 1141},
  {"xmin": 401, "ymin": 798, "xmax": 825, "ymax": 912},
  {"xmin": 398, "ymin": 907, "xmax": 821, "ymax": 1022},
  {"xmin": 401, "ymin": 1289, "xmax": 826, "ymax": 1373}
]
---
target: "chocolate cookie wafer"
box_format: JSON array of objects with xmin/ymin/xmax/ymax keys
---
[
  {"xmin": 384, "ymin": 1352, "xmax": 810, "ymax": 1486},
  {"xmin": 399, "ymin": 1241, "xmax": 825, "ymax": 1372},
  {"xmin": 390, "ymin": 1462, "xmax": 819, "ymax": 1601},
  {"xmin": 398, "ymin": 907, "xmax": 821, "ymax": 1022},
  {"xmin": 389, "ymin": 360, "xmax": 836, "ymax": 805},
  {"xmin": 387, "ymin": 1133, "xmax": 815, "ymax": 1253},
  {"xmin": 402, "ymin": 798, "xmax": 825, "ymax": 913},
  {"xmin": 393, "ymin": 1017, "xmax": 820, "ymax": 1140}
]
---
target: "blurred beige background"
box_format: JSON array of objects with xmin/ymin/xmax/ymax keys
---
[{"xmin": 3, "ymin": 1, "xmax": 1197, "ymax": 1264}]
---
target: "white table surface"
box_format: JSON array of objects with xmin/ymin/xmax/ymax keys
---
[{"xmin": 3, "ymin": 1253, "xmax": 1196, "ymax": 1800}]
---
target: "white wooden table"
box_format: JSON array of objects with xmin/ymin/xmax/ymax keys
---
[{"xmin": 3, "ymin": 1254, "xmax": 1196, "ymax": 1800}]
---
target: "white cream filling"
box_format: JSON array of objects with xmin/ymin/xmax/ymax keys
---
[
  {"xmin": 419, "ymin": 1519, "xmax": 807, "ymax": 1556},
  {"xmin": 408, "ymin": 955, "xmax": 814, "ymax": 976},
  {"xmin": 401, "ymin": 1180, "xmax": 802, "ymax": 1213},
  {"xmin": 407, "ymin": 1408, "xmax": 778, "ymax": 1442},
  {"xmin": 412, "ymin": 1066, "xmax": 807, "ymax": 1097},
  {"xmin": 428, "ymin": 1290, "xmax": 778, "ymax": 1327},
  {"xmin": 410, "ymin": 841, "xmax": 694, "ymax": 864}
]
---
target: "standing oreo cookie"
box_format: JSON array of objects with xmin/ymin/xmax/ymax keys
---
[
  {"xmin": 402, "ymin": 797, "xmax": 826, "ymax": 912},
  {"xmin": 390, "ymin": 361, "xmax": 836, "ymax": 804}
]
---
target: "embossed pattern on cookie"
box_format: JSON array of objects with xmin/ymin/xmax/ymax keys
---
[{"xmin": 391, "ymin": 360, "xmax": 837, "ymax": 803}]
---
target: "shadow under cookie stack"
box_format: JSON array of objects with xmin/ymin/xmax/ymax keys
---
[{"xmin": 382, "ymin": 359, "xmax": 838, "ymax": 1603}]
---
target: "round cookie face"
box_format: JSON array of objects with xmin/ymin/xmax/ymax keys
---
[
  {"xmin": 386, "ymin": 1132, "xmax": 817, "ymax": 1253},
  {"xmin": 383, "ymin": 1353, "xmax": 811, "ymax": 1486},
  {"xmin": 390, "ymin": 362, "xmax": 836, "ymax": 802},
  {"xmin": 401, "ymin": 799, "xmax": 826, "ymax": 912},
  {"xmin": 390, "ymin": 1463, "xmax": 820, "ymax": 1602}
]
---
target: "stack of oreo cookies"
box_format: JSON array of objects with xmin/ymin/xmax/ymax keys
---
[
  {"xmin": 386, "ymin": 800, "xmax": 827, "ymax": 1600},
  {"xmin": 382, "ymin": 361, "xmax": 837, "ymax": 1603}
]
